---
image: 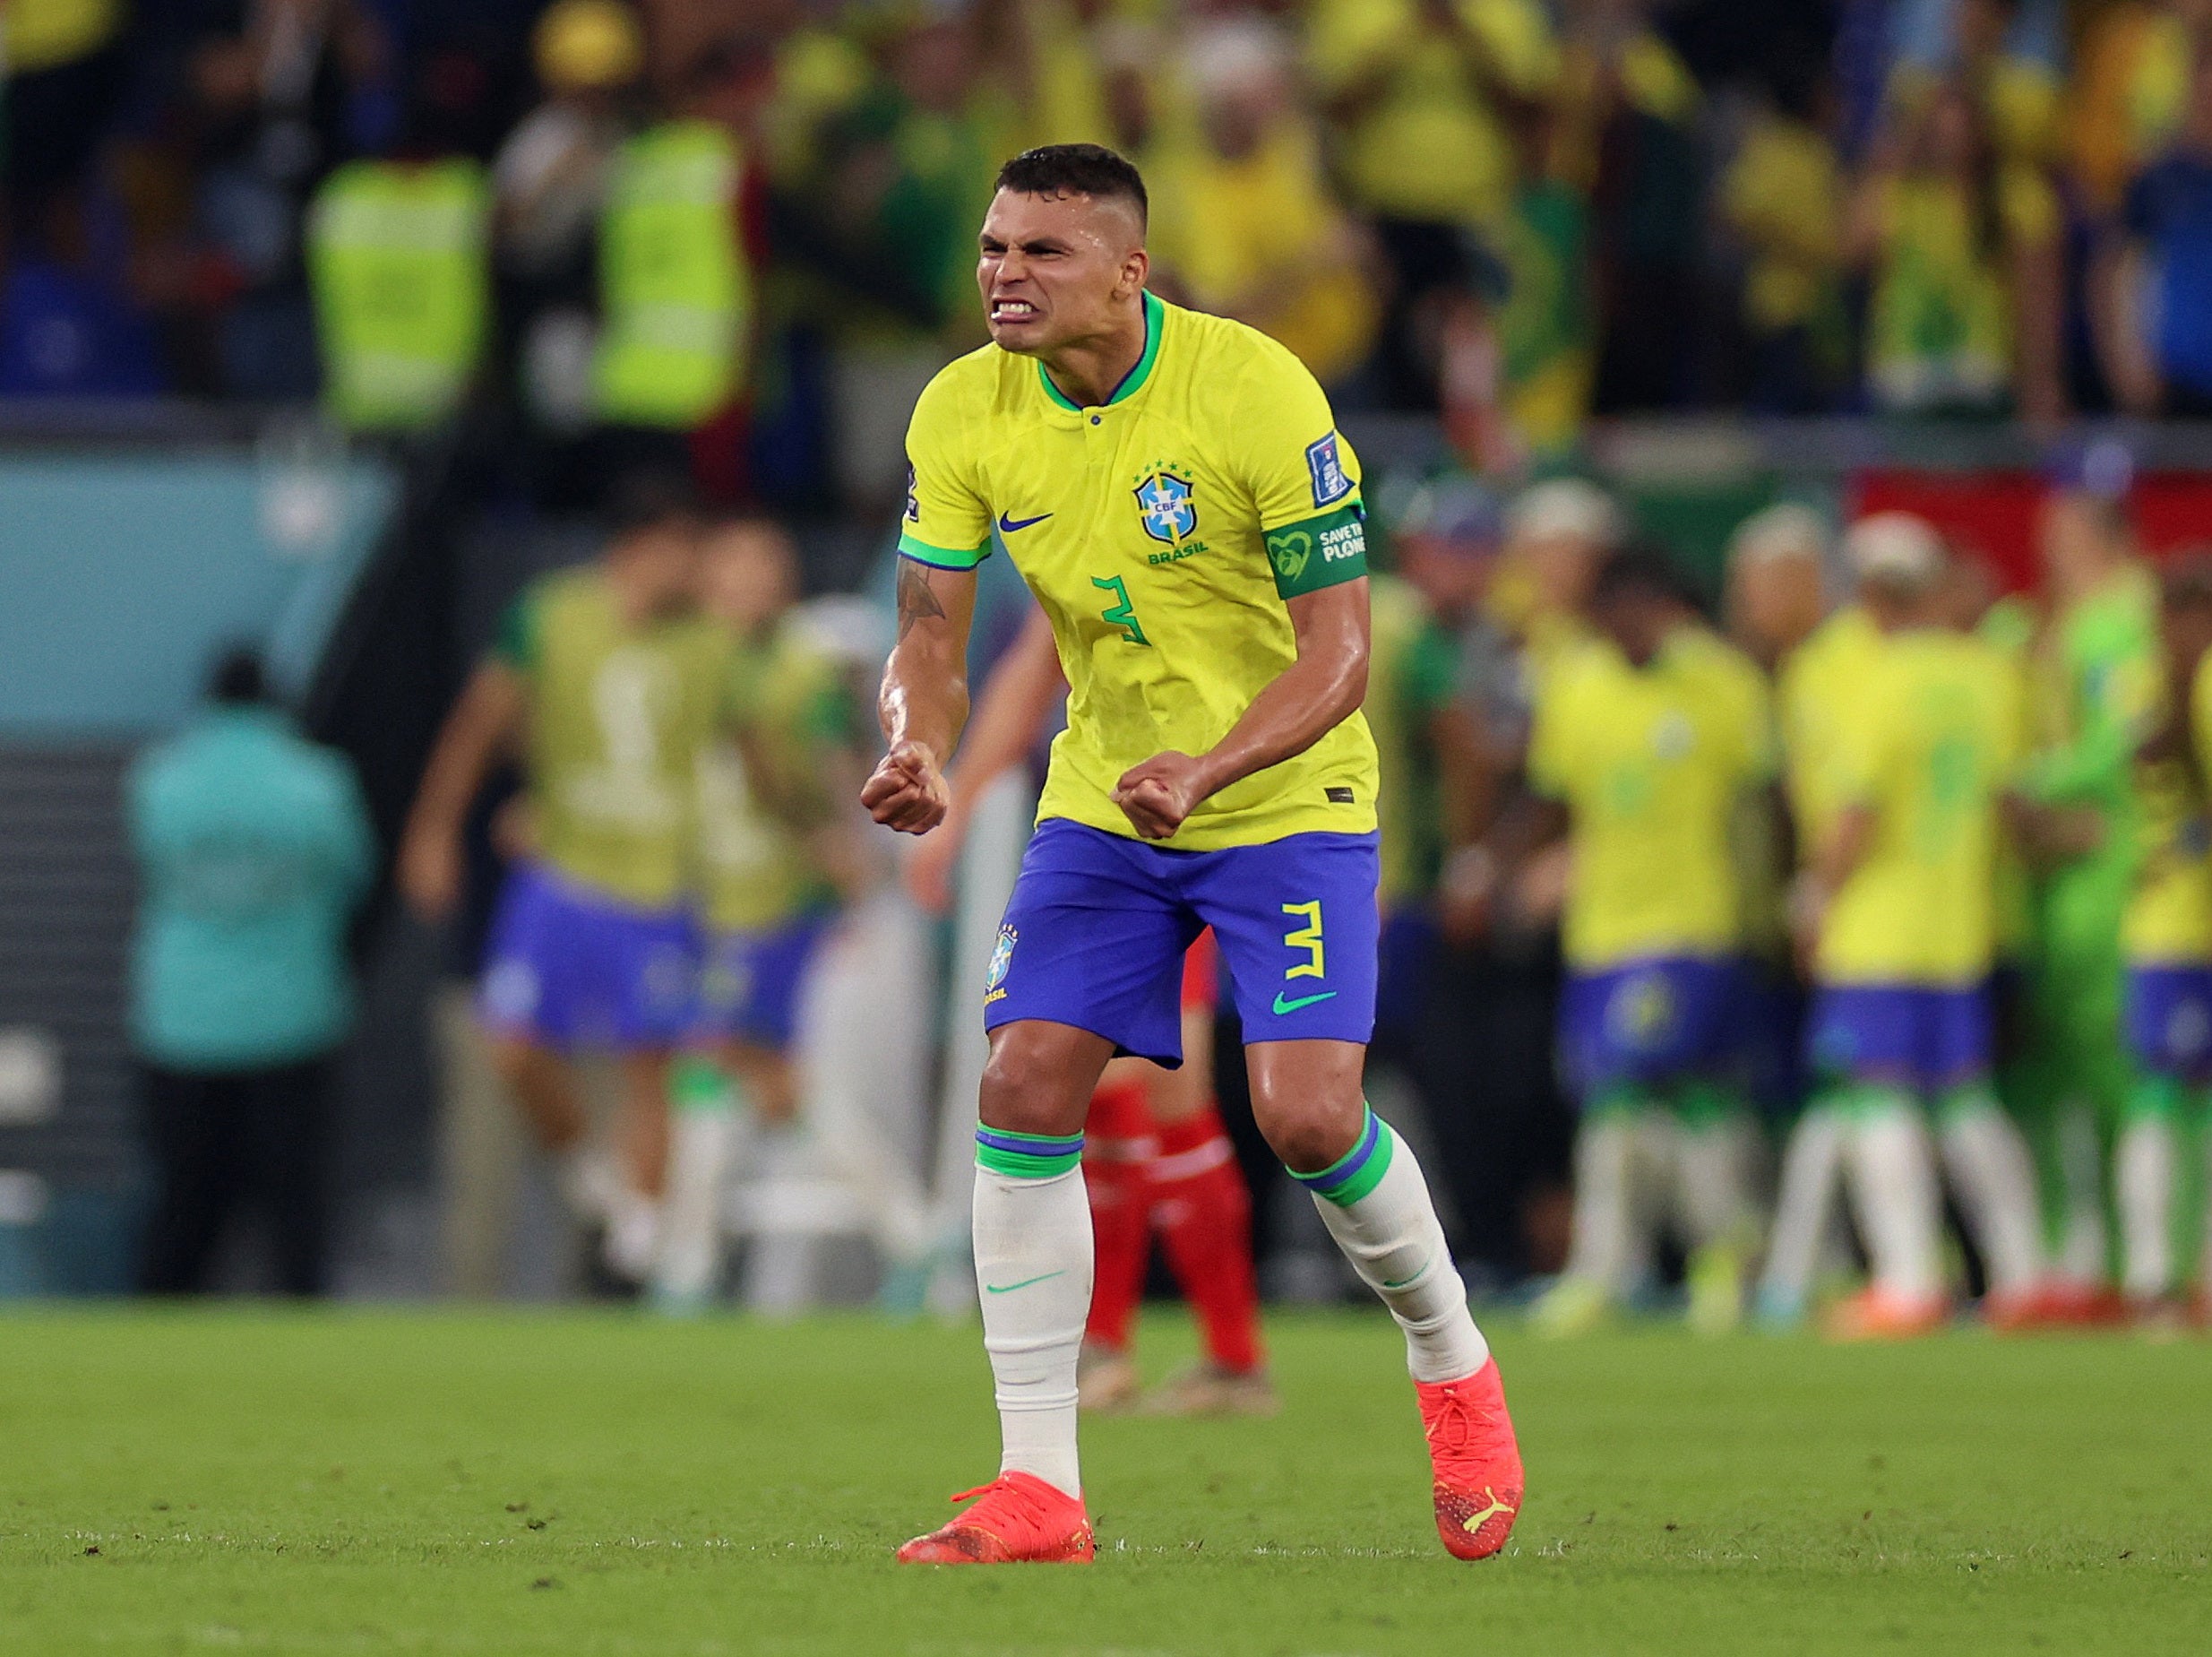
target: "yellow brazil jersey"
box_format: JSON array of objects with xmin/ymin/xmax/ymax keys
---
[
  {"xmin": 1778, "ymin": 605, "xmax": 1884, "ymax": 849},
  {"xmin": 494, "ymin": 567, "xmax": 728, "ymax": 910},
  {"xmin": 697, "ymin": 623, "xmax": 849, "ymax": 935},
  {"xmin": 1527, "ymin": 629, "xmax": 1768, "ymax": 971},
  {"xmin": 899, "ymin": 291, "xmax": 1378, "ymax": 851},
  {"xmin": 2122, "ymin": 650, "xmax": 2212, "ymax": 966},
  {"xmin": 1665, "ymin": 626, "xmax": 1781, "ymax": 955},
  {"xmin": 1816, "ymin": 629, "xmax": 2022, "ymax": 988},
  {"xmin": 1974, "ymin": 601, "xmax": 2038, "ymax": 961}
]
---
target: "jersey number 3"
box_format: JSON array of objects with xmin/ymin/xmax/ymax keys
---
[{"xmin": 1091, "ymin": 574, "xmax": 1150, "ymax": 647}]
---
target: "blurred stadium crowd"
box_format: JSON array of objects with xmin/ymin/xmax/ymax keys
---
[
  {"xmin": 5, "ymin": 0, "xmax": 2211, "ymax": 477},
  {"xmin": 7, "ymin": 0, "xmax": 2212, "ymax": 1333}
]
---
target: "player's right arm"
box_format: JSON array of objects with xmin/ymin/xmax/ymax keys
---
[
  {"xmin": 864, "ymin": 379, "xmax": 992, "ymax": 836},
  {"xmin": 905, "ymin": 607, "xmax": 1064, "ymax": 908},
  {"xmin": 398, "ymin": 656, "xmax": 526, "ymax": 923},
  {"xmin": 865, "ymin": 557, "xmax": 980, "ymax": 833}
]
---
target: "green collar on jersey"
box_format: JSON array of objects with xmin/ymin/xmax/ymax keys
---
[{"xmin": 1038, "ymin": 289, "xmax": 1164, "ymax": 412}]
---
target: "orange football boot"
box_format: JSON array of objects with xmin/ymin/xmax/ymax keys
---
[
  {"xmin": 896, "ymin": 1471, "xmax": 1095, "ymax": 1565},
  {"xmin": 1822, "ymin": 1287, "xmax": 1948, "ymax": 1341},
  {"xmin": 1417, "ymin": 1358, "xmax": 1524, "ymax": 1561}
]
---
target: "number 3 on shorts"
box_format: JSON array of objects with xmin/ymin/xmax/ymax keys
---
[{"xmin": 1281, "ymin": 901, "xmax": 1325, "ymax": 980}]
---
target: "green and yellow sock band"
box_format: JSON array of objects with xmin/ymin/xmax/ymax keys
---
[
  {"xmin": 975, "ymin": 1126, "xmax": 1084, "ymax": 1179},
  {"xmin": 1289, "ymin": 1106, "xmax": 1395, "ymax": 1206}
]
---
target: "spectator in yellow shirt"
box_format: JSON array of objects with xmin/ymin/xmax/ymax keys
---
[
  {"xmin": 1847, "ymin": 77, "xmax": 2064, "ymax": 419},
  {"xmin": 1148, "ymin": 20, "xmax": 1380, "ymax": 392},
  {"xmin": 1305, "ymin": 0, "xmax": 1558, "ymax": 410},
  {"xmin": 1721, "ymin": 56, "xmax": 1848, "ymax": 412}
]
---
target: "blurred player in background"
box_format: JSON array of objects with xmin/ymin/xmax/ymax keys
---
[
  {"xmin": 1795, "ymin": 516, "xmax": 2045, "ymax": 1338},
  {"xmin": 2018, "ymin": 478, "xmax": 2159, "ymax": 1310},
  {"xmin": 2114, "ymin": 552, "xmax": 2212, "ymax": 1318},
  {"xmin": 908, "ymin": 612, "xmax": 1273, "ymax": 1417},
  {"xmin": 652, "ymin": 516, "xmax": 874, "ymax": 1307},
  {"xmin": 867, "ymin": 144, "xmax": 1518, "ymax": 1565},
  {"xmin": 1726, "ymin": 505, "xmax": 1854, "ymax": 1327},
  {"xmin": 1518, "ymin": 546, "xmax": 1771, "ymax": 1337},
  {"xmin": 399, "ymin": 477, "xmax": 725, "ymax": 1285}
]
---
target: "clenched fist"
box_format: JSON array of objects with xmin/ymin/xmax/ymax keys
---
[{"xmin": 862, "ymin": 740, "xmax": 951, "ymax": 834}]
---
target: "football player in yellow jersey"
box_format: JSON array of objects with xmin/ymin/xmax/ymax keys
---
[
  {"xmin": 398, "ymin": 477, "xmax": 726, "ymax": 1284},
  {"xmin": 1516, "ymin": 548, "xmax": 1772, "ymax": 1338},
  {"xmin": 860, "ymin": 145, "xmax": 1519, "ymax": 1566},
  {"xmin": 655, "ymin": 517, "xmax": 925, "ymax": 1310},
  {"xmin": 1794, "ymin": 520, "xmax": 2049, "ymax": 1339},
  {"xmin": 2115, "ymin": 555, "xmax": 2212, "ymax": 1316},
  {"xmin": 1723, "ymin": 505, "xmax": 1856, "ymax": 1330}
]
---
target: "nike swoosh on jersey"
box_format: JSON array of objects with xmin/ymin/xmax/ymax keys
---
[
  {"xmin": 997, "ymin": 510, "xmax": 1053, "ymax": 533},
  {"xmin": 983, "ymin": 1270, "xmax": 1067, "ymax": 1294},
  {"xmin": 1271, "ymin": 989, "xmax": 1338, "ymax": 1015}
]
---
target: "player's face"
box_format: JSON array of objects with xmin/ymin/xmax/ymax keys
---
[
  {"xmin": 700, "ymin": 523, "xmax": 796, "ymax": 633},
  {"xmin": 977, "ymin": 188, "xmax": 1147, "ymax": 355},
  {"xmin": 1592, "ymin": 589, "xmax": 1668, "ymax": 668},
  {"xmin": 613, "ymin": 518, "xmax": 702, "ymax": 618},
  {"xmin": 1731, "ymin": 552, "xmax": 1822, "ymax": 656},
  {"xmin": 2039, "ymin": 494, "xmax": 2115, "ymax": 593}
]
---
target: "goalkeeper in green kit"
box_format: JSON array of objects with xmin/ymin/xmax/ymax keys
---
[{"xmin": 2016, "ymin": 473, "xmax": 2160, "ymax": 1311}]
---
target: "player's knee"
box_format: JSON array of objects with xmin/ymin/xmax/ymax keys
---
[
  {"xmin": 1246, "ymin": 1044, "xmax": 1367, "ymax": 1173},
  {"xmin": 979, "ymin": 1031, "xmax": 1093, "ymax": 1138},
  {"xmin": 487, "ymin": 1036, "xmax": 547, "ymax": 1092},
  {"xmin": 1257, "ymin": 1095, "xmax": 1364, "ymax": 1178}
]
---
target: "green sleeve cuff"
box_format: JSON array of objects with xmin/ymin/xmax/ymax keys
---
[
  {"xmin": 897, "ymin": 531, "xmax": 990, "ymax": 571},
  {"xmin": 491, "ymin": 591, "xmax": 537, "ymax": 674},
  {"xmin": 1264, "ymin": 503, "xmax": 1367, "ymax": 599}
]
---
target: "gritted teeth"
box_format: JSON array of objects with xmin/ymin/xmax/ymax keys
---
[{"xmin": 992, "ymin": 299, "xmax": 1037, "ymax": 317}]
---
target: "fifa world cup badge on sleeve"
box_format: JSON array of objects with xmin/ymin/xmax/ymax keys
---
[
  {"xmin": 985, "ymin": 923, "xmax": 1018, "ymax": 1005},
  {"xmin": 1305, "ymin": 432, "xmax": 1352, "ymax": 508}
]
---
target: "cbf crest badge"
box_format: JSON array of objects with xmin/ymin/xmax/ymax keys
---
[
  {"xmin": 1133, "ymin": 468, "xmax": 1198, "ymax": 544},
  {"xmin": 985, "ymin": 923, "xmax": 1019, "ymax": 1001}
]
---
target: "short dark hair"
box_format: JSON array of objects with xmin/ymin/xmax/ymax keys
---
[
  {"xmin": 1591, "ymin": 543, "xmax": 1686, "ymax": 609},
  {"xmin": 209, "ymin": 646, "xmax": 269, "ymax": 706},
  {"xmin": 2164, "ymin": 547, "xmax": 2212, "ymax": 611},
  {"xmin": 994, "ymin": 143, "xmax": 1148, "ymax": 229},
  {"xmin": 603, "ymin": 469, "xmax": 703, "ymax": 539}
]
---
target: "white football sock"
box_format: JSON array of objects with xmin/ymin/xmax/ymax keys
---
[
  {"xmin": 1674, "ymin": 1115, "xmax": 1755, "ymax": 1250},
  {"xmin": 2117, "ymin": 1117, "xmax": 2178, "ymax": 1299},
  {"xmin": 1843, "ymin": 1099, "xmax": 1942, "ymax": 1302},
  {"xmin": 602, "ymin": 1184, "xmax": 661, "ymax": 1283},
  {"xmin": 972, "ymin": 1161, "xmax": 1091, "ymax": 1498},
  {"xmin": 1760, "ymin": 1106, "xmax": 1846, "ymax": 1311},
  {"xmin": 1936, "ymin": 1093, "xmax": 2046, "ymax": 1297},
  {"xmin": 653, "ymin": 1068, "xmax": 745, "ymax": 1306},
  {"xmin": 2055, "ymin": 1103, "xmax": 2111, "ymax": 1285},
  {"xmin": 558, "ymin": 1144, "xmax": 622, "ymax": 1221},
  {"xmin": 1558, "ymin": 1114, "xmax": 1643, "ymax": 1297},
  {"xmin": 1300, "ymin": 1113, "xmax": 1489, "ymax": 1384}
]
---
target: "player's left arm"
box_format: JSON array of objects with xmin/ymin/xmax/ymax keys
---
[
  {"xmin": 1115, "ymin": 580, "xmax": 1371, "ymax": 841},
  {"xmin": 1114, "ymin": 352, "xmax": 1376, "ymax": 841}
]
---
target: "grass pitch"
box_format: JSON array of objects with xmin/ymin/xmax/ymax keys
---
[{"xmin": 2, "ymin": 1307, "xmax": 2207, "ymax": 1655}]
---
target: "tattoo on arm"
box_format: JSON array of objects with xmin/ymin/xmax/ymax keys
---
[{"xmin": 896, "ymin": 559, "xmax": 950, "ymax": 642}]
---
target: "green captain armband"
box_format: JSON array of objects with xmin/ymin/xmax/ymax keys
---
[
  {"xmin": 1264, "ymin": 504, "xmax": 1367, "ymax": 599},
  {"xmin": 896, "ymin": 531, "xmax": 990, "ymax": 571}
]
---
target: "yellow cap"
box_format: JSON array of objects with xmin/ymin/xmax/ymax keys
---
[{"xmin": 534, "ymin": 0, "xmax": 644, "ymax": 93}]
